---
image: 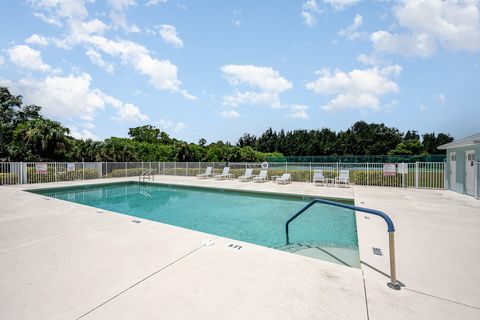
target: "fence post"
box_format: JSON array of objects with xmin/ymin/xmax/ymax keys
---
[
  {"xmin": 186, "ymin": 162, "xmax": 188, "ymax": 176},
  {"xmin": 285, "ymin": 162, "xmax": 288, "ymax": 173},
  {"xmin": 366, "ymin": 162, "xmax": 369, "ymax": 186},
  {"xmin": 125, "ymin": 162, "xmax": 128, "ymax": 177},
  {"xmin": 309, "ymin": 162, "xmax": 312, "ymax": 182},
  {"xmin": 174, "ymin": 161, "xmax": 176, "ymax": 176},
  {"xmin": 415, "ymin": 162, "xmax": 419, "ymax": 188},
  {"xmin": 18, "ymin": 162, "xmax": 22, "ymax": 184},
  {"xmin": 54, "ymin": 162, "xmax": 57, "ymax": 182},
  {"xmin": 82, "ymin": 161, "xmax": 85, "ymax": 180}
]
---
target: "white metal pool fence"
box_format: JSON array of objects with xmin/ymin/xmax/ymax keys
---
[
  {"xmin": 0, "ymin": 161, "xmax": 448, "ymax": 189},
  {"xmin": 476, "ymin": 161, "xmax": 480, "ymax": 199}
]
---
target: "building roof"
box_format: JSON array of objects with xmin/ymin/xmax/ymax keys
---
[{"xmin": 438, "ymin": 132, "xmax": 480, "ymax": 149}]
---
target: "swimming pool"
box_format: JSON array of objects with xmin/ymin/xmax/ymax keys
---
[{"xmin": 31, "ymin": 182, "xmax": 359, "ymax": 267}]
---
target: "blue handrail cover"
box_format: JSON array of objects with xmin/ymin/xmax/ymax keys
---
[{"xmin": 286, "ymin": 198, "xmax": 395, "ymax": 232}]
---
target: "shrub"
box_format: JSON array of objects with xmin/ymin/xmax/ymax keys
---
[
  {"xmin": 26, "ymin": 168, "xmax": 100, "ymax": 183},
  {"xmin": 106, "ymin": 168, "xmax": 159, "ymax": 178},
  {"xmin": 0, "ymin": 173, "xmax": 19, "ymax": 185}
]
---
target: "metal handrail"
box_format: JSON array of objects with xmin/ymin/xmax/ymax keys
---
[
  {"xmin": 138, "ymin": 169, "xmax": 154, "ymax": 182},
  {"xmin": 285, "ymin": 198, "xmax": 400, "ymax": 290}
]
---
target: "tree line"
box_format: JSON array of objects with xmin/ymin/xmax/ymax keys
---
[
  {"xmin": 0, "ymin": 87, "xmax": 453, "ymax": 163},
  {"xmin": 238, "ymin": 122, "xmax": 452, "ymax": 157}
]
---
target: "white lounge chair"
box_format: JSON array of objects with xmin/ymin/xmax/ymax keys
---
[
  {"xmin": 313, "ymin": 170, "xmax": 326, "ymax": 185},
  {"xmin": 238, "ymin": 168, "xmax": 254, "ymax": 182},
  {"xmin": 197, "ymin": 166, "xmax": 212, "ymax": 178},
  {"xmin": 214, "ymin": 167, "xmax": 234, "ymax": 180},
  {"xmin": 275, "ymin": 173, "xmax": 291, "ymax": 184},
  {"xmin": 335, "ymin": 170, "xmax": 350, "ymax": 187},
  {"xmin": 253, "ymin": 170, "xmax": 268, "ymax": 183}
]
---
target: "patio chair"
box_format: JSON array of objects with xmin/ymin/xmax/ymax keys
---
[
  {"xmin": 313, "ymin": 170, "xmax": 326, "ymax": 185},
  {"xmin": 275, "ymin": 173, "xmax": 291, "ymax": 184},
  {"xmin": 253, "ymin": 170, "xmax": 268, "ymax": 183},
  {"xmin": 197, "ymin": 167, "xmax": 212, "ymax": 179},
  {"xmin": 238, "ymin": 168, "xmax": 254, "ymax": 182},
  {"xmin": 335, "ymin": 170, "xmax": 350, "ymax": 187},
  {"xmin": 214, "ymin": 167, "xmax": 234, "ymax": 180}
]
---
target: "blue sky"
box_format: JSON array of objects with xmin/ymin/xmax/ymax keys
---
[{"xmin": 0, "ymin": 0, "xmax": 479, "ymax": 144}]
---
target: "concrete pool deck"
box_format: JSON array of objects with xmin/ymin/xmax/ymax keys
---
[{"xmin": 0, "ymin": 176, "xmax": 479, "ymax": 319}]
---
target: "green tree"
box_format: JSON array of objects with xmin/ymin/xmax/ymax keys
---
[
  {"xmin": 198, "ymin": 138, "xmax": 207, "ymax": 147},
  {"xmin": 12, "ymin": 118, "xmax": 71, "ymax": 161},
  {"xmin": 422, "ymin": 133, "xmax": 454, "ymax": 154},
  {"xmin": 388, "ymin": 140, "xmax": 426, "ymax": 156},
  {"xmin": 128, "ymin": 125, "xmax": 171, "ymax": 144}
]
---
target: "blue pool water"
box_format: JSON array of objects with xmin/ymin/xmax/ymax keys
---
[{"xmin": 32, "ymin": 182, "xmax": 359, "ymax": 265}]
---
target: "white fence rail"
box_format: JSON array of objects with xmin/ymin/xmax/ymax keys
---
[{"xmin": 0, "ymin": 161, "xmax": 446, "ymax": 189}]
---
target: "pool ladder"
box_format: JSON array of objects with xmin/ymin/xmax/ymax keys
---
[
  {"xmin": 139, "ymin": 169, "xmax": 155, "ymax": 183},
  {"xmin": 285, "ymin": 198, "xmax": 400, "ymax": 290}
]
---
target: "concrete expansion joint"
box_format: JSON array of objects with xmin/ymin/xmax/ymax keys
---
[{"xmin": 75, "ymin": 245, "xmax": 204, "ymax": 320}]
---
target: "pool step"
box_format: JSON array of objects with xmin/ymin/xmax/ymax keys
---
[{"xmin": 276, "ymin": 243, "xmax": 360, "ymax": 268}]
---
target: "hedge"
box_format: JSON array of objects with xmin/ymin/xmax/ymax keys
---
[
  {"xmin": 0, "ymin": 173, "xmax": 18, "ymax": 185},
  {"xmin": 106, "ymin": 168, "xmax": 159, "ymax": 178},
  {"xmin": 26, "ymin": 168, "xmax": 100, "ymax": 183}
]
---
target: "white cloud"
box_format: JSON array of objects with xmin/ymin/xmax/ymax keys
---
[
  {"xmin": 82, "ymin": 122, "xmax": 95, "ymax": 130},
  {"xmin": 32, "ymin": 12, "xmax": 62, "ymax": 27},
  {"xmin": 86, "ymin": 49, "xmax": 114, "ymax": 73},
  {"xmin": 434, "ymin": 93, "xmax": 446, "ymax": 105},
  {"xmin": 371, "ymin": 31, "xmax": 436, "ymax": 57},
  {"xmin": 1, "ymin": 73, "xmax": 105, "ymax": 120},
  {"xmin": 107, "ymin": 0, "xmax": 140, "ymax": 33},
  {"xmin": 222, "ymin": 92, "xmax": 282, "ymax": 108},
  {"xmin": 156, "ymin": 24, "xmax": 184, "ymax": 48},
  {"xmin": 26, "ymin": 0, "xmax": 194, "ymax": 99},
  {"xmin": 301, "ymin": 0, "xmax": 322, "ymax": 27},
  {"xmin": 219, "ymin": 110, "xmax": 239, "ymax": 118},
  {"xmin": 221, "ymin": 64, "xmax": 292, "ymax": 109},
  {"xmin": 419, "ymin": 103, "xmax": 427, "ymax": 112},
  {"xmin": 338, "ymin": 14, "xmax": 366, "ymax": 40},
  {"xmin": 222, "ymin": 65, "xmax": 292, "ymax": 93},
  {"xmin": 288, "ymin": 105, "xmax": 309, "ymax": 119},
  {"xmin": 0, "ymin": 56, "xmax": 4, "ymax": 66},
  {"xmin": 25, "ymin": 34, "xmax": 49, "ymax": 46},
  {"xmin": 68, "ymin": 124, "xmax": 98, "ymax": 140},
  {"xmin": 323, "ymin": 0, "xmax": 360, "ymax": 11},
  {"xmin": 29, "ymin": 0, "xmax": 89, "ymax": 20},
  {"xmin": 112, "ymin": 103, "xmax": 149, "ymax": 122},
  {"xmin": 305, "ymin": 65, "xmax": 402, "ymax": 111},
  {"xmin": 384, "ymin": 99, "xmax": 399, "ymax": 114},
  {"xmin": 356, "ymin": 53, "xmax": 386, "ymax": 66},
  {"xmin": 371, "ymin": 0, "xmax": 480, "ymax": 57},
  {"xmin": 87, "ymin": 36, "xmax": 195, "ymax": 99},
  {"xmin": 146, "ymin": 0, "xmax": 167, "ymax": 6},
  {"xmin": 8, "ymin": 45, "xmax": 51, "ymax": 72},
  {"xmin": 158, "ymin": 119, "xmax": 187, "ymax": 133},
  {"xmin": 0, "ymin": 73, "xmax": 147, "ymax": 124},
  {"xmin": 231, "ymin": 9, "xmax": 242, "ymax": 27}
]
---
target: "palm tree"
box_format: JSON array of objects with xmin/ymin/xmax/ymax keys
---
[{"xmin": 13, "ymin": 118, "xmax": 70, "ymax": 161}]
